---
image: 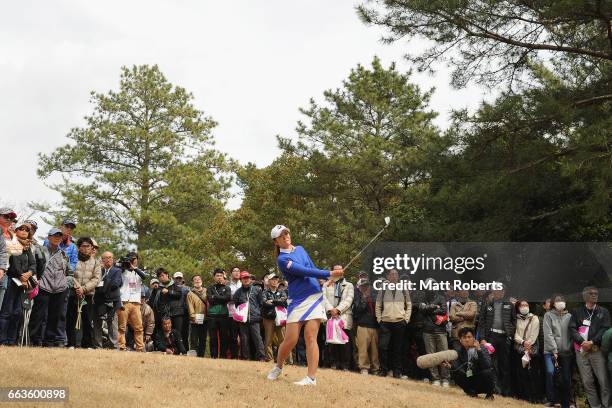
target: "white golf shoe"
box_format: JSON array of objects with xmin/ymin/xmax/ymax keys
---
[
  {"xmin": 267, "ymin": 366, "xmax": 282, "ymax": 381},
  {"xmin": 293, "ymin": 376, "xmax": 317, "ymax": 386}
]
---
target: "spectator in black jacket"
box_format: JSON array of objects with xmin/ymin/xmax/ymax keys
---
[
  {"xmin": 478, "ymin": 286, "xmax": 516, "ymax": 397},
  {"xmin": 444, "ymin": 326, "xmax": 495, "ymax": 400},
  {"xmin": 148, "ymin": 268, "xmax": 183, "ymax": 345},
  {"xmin": 154, "ymin": 317, "xmax": 186, "ymax": 355},
  {"xmin": 569, "ymin": 286, "xmax": 611, "ymax": 408},
  {"xmin": 24, "ymin": 220, "xmax": 46, "ymax": 280},
  {"xmin": 422, "ymin": 284, "xmax": 450, "ymax": 387},
  {"xmin": 262, "ymin": 273, "xmax": 290, "ymax": 363},
  {"xmin": 0, "ymin": 222, "xmax": 36, "ymax": 345},
  {"xmin": 353, "ymin": 278, "xmax": 379, "ymax": 375},
  {"xmin": 92, "ymin": 251, "xmax": 123, "ymax": 349},
  {"xmin": 406, "ymin": 289, "xmax": 430, "ymax": 381},
  {"xmin": 233, "ymin": 271, "xmax": 265, "ymax": 361},
  {"xmin": 207, "ymin": 268, "xmax": 232, "ymax": 358}
]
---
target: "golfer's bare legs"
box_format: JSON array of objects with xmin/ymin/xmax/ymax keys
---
[
  {"xmin": 276, "ymin": 321, "xmax": 301, "ymax": 369},
  {"xmin": 304, "ymin": 319, "xmax": 321, "ymax": 378}
]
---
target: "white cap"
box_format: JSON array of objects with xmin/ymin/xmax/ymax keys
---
[
  {"xmin": 271, "ymin": 225, "xmax": 289, "ymax": 239},
  {"xmin": 173, "ymin": 271, "xmax": 184, "ymax": 279}
]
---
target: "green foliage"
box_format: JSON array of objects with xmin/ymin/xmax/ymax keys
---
[{"xmin": 37, "ymin": 65, "xmax": 238, "ymax": 277}]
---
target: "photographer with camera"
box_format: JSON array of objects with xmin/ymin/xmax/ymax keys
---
[{"xmin": 117, "ymin": 252, "xmax": 146, "ymax": 352}]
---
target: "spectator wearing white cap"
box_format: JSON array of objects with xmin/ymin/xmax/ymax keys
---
[
  {"xmin": 149, "ymin": 278, "xmax": 159, "ymax": 290},
  {"xmin": 148, "ymin": 268, "xmax": 184, "ymax": 349},
  {"xmin": 173, "ymin": 271, "xmax": 191, "ymax": 350},
  {"xmin": 262, "ymin": 273, "xmax": 292, "ymax": 363},
  {"xmin": 227, "ymin": 266, "xmax": 242, "ymax": 359},
  {"xmin": 266, "ymin": 225, "xmax": 344, "ymax": 386}
]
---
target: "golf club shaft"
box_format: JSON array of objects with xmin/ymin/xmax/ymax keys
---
[{"xmin": 344, "ymin": 224, "xmax": 388, "ymax": 271}]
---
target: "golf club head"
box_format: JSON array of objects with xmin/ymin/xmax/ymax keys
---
[{"xmin": 384, "ymin": 216, "xmax": 391, "ymax": 226}]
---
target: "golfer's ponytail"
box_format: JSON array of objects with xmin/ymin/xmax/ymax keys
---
[{"xmin": 273, "ymin": 242, "xmax": 280, "ymax": 259}]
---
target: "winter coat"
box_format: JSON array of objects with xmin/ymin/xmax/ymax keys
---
[
  {"xmin": 73, "ymin": 257, "xmax": 101, "ymax": 296},
  {"xmin": 450, "ymin": 299, "xmax": 477, "ymax": 339},
  {"xmin": 543, "ymin": 309, "xmax": 572, "ymax": 356},
  {"xmin": 262, "ymin": 288, "xmax": 288, "ymax": 320},
  {"xmin": 375, "ymin": 281, "xmax": 411, "ymax": 324},
  {"xmin": 232, "ymin": 285, "xmax": 264, "ymax": 323},
  {"xmin": 207, "ymin": 283, "xmax": 231, "ymax": 317},
  {"xmin": 323, "ymin": 279, "xmax": 355, "ymax": 330}
]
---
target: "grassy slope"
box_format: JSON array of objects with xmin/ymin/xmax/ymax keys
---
[{"xmin": 1, "ymin": 348, "xmax": 535, "ymax": 408}]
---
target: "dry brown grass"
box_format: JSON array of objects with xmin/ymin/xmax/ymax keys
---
[{"xmin": 0, "ymin": 347, "xmax": 536, "ymax": 408}]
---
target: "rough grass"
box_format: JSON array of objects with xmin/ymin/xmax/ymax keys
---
[{"xmin": 1, "ymin": 347, "xmax": 536, "ymax": 408}]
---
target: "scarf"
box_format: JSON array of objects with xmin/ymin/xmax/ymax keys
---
[
  {"xmin": 17, "ymin": 236, "xmax": 31, "ymax": 250},
  {"xmin": 78, "ymin": 252, "xmax": 91, "ymax": 262},
  {"xmin": 191, "ymin": 287, "xmax": 207, "ymax": 303}
]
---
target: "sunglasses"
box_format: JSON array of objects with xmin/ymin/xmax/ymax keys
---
[{"xmin": 16, "ymin": 227, "xmax": 31, "ymax": 232}]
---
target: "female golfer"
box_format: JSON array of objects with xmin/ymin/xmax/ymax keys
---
[{"xmin": 266, "ymin": 225, "xmax": 343, "ymax": 386}]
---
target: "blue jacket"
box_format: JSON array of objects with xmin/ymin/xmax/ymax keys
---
[{"xmin": 277, "ymin": 246, "xmax": 329, "ymax": 315}]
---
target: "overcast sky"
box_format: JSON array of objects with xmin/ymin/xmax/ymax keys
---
[{"xmin": 0, "ymin": 0, "xmax": 487, "ymax": 222}]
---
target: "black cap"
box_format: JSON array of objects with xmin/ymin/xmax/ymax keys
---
[{"xmin": 62, "ymin": 218, "xmax": 77, "ymax": 228}]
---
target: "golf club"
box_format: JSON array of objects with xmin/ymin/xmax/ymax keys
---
[{"xmin": 344, "ymin": 216, "xmax": 391, "ymax": 271}]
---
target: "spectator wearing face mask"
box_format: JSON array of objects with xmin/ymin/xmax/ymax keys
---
[
  {"xmin": 513, "ymin": 300, "xmax": 541, "ymax": 403},
  {"xmin": 569, "ymin": 286, "xmax": 611, "ymax": 408},
  {"xmin": 543, "ymin": 295, "xmax": 573, "ymax": 408}
]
